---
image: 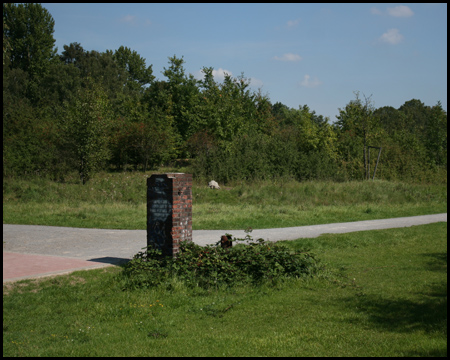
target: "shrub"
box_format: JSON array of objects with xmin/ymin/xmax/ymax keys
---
[{"xmin": 120, "ymin": 231, "xmax": 322, "ymax": 290}]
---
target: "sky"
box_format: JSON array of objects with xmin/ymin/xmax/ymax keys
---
[{"xmin": 41, "ymin": 3, "xmax": 447, "ymax": 122}]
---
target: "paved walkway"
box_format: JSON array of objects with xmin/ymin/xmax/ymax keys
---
[{"xmin": 3, "ymin": 213, "xmax": 446, "ymax": 283}]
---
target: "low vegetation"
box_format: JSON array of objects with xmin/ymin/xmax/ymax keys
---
[
  {"xmin": 121, "ymin": 231, "xmax": 321, "ymax": 290},
  {"xmin": 2, "ymin": 171, "xmax": 447, "ymax": 230},
  {"xmin": 4, "ymin": 4, "xmax": 447, "ymax": 185}
]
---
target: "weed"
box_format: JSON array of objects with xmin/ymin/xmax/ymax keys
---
[{"xmin": 120, "ymin": 229, "xmax": 322, "ymax": 290}]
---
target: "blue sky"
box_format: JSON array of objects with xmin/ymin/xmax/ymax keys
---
[{"xmin": 42, "ymin": 3, "xmax": 447, "ymax": 121}]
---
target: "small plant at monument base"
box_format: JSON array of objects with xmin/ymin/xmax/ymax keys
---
[{"xmin": 121, "ymin": 229, "xmax": 322, "ymax": 290}]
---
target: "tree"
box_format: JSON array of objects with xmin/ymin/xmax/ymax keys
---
[
  {"xmin": 373, "ymin": 105, "xmax": 403, "ymax": 132},
  {"xmin": 63, "ymin": 77, "xmax": 112, "ymax": 184},
  {"xmin": 76, "ymin": 50, "xmax": 127, "ymax": 101},
  {"xmin": 334, "ymin": 91, "xmax": 380, "ymax": 180},
  {"xmin": 3, "ymin": 3, "xmax": 57, "ymax": 79},
  {"xmin": 111, "ymin": 46, "xmax": 155, "ymax": 93},
  {"xmin": 197, "ymin": 68, "xmax": 257, "ymax": 145},
  {"xmin": 162, "ymin": 55, "xmax": 201, "ymax": 145},
  {"xmin": 3, "ymin": 67, "xmax": 35, "ymax": 176},
  {"xmin": 398, "ymin": 99, "xmax": 429, "ymax": 133},
  {"xmin": 3, "ymin": 9, "xmax": 11, "ymax": 65},
  {"xmin": 426, "ymin": 102, "xmax": 447, "ymax": 168},
  {"xmin": 109, "ymin": 98, "xmax": 178, "ymax": 172},
  {"xmin": 397, "ymin": 99, "xmax": 446, "ymax": 166},
  {"xmin": 39, "ymin": 61, "xmax": 83, "ymax": 107},
  {"xmin": 272, "ymin": 102, "xmax": 290, "ymax": 122},
  {"xmin": 60, "ymin": 42, "xmax": 85, "ymax": 66}
]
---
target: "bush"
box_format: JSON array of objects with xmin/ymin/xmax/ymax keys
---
[
  {"xmin": 120, "ymin": 231, "xmax": 322, "ymax": 290},
  {"xmin": 296, "ymin": 149, "xmax": 340, "ymax": 182}
]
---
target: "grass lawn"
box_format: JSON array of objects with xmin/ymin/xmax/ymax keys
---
[{"xmin": 3, "ymin": 222, "xmax": 447, "ymax": 357}]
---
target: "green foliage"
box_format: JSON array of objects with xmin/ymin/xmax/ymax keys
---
[
  {"xmin": 334, "ymin": 92, "xmax": 381, "ymax": 180},
  {"xmin": 372, "ymin": 99, "xmax": 447, "ymax": 183},
  {"xmin": 160, "ymin": 55, "xmax": 202, "ymax": 146},
  {"xmin": 78, "ymin": 50, "xmax": 128, "ymax": 103},
  {"xmin": 60, "ymin": 42, "xmax": 84, "ymax": 66},
  {"xmin": 2, "ymin": 67, "xmax": 61, "ymax": 178},
  {"xmin": 192, "ymin": 105, "xmax": 340, "ymax": 183},
  {"xmin": 62, "ymin": 77, "xmax": 112, "ymax": 184},
  {"xmin": 3, "ymin": 3, "xmax": 57, "ymax": 80},
  {"xmin": 2, "ymin": 3, "xmax": 447, "ymax": 184},
  {"xmin": 111, "ymin": 45, "xmax": 155, "ymax": 93},
  {"xmin": 121, "ymin": 231, "xmax": 321, "ymax": 290}
]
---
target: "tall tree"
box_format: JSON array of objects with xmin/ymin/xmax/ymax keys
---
[
  {"xmin": 76, "ymin": 50, "xmax": 127, "ymax": 99},
  {"xmin": 3, "ymin": 9, "xmax": 11, "ymax": 65},
  {"xmin": 63, "ymin": 77, "xmax": 112, "ymax": 184},
  {"xmin": 426, "ymin": 102, "xmax": 447, "ymax": 168},
  {"xmin": 60, "ymin": 42, "xmax": 85, "ymax": 66},
  {"xmin": 111, "ymin": 46, "xmax": 154, "ymax": 93},
  {"xmin": 334, "ymin": 91, "xmax": 379, "ymax": 180},
  {"xmin": 3, "ymin": 3, "xmax": 57, "ymax": 79},
  {"xmin": 163, "ymin": 55, "xmax": 200, "ymax": 140}
]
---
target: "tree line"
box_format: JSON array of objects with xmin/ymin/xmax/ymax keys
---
[{"xmin": 3, "ymin": 3, "xmax": 447, "ymax": 184}]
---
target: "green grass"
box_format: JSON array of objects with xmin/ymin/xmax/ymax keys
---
[
  {"xmin": 3, "ymin": 223, "xmax": 447, "ymax": 357},
  {"xmin": 3, "ymin": 170, "xmax": 447, "ymax": 230}
]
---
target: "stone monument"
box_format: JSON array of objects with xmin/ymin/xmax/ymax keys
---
[{"xmin": 147, "ymin": 173, "xmax": 192, "ymax": 257}]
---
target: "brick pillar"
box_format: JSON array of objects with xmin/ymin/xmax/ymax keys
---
[{"xmin": 147, "ymin": 173, "xmax": 192, "ymax": 257}]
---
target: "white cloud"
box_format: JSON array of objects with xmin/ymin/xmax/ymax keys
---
[
  {"xmin": 274, "ymin": 53, "xmax": 302, "ymax": 62},
  {"xmin": 194, "ymin": 68, "xmax": 233, "ymax": 82},
  {"xmin": 387, "ymin": 5, "xmax": 414, "ymax": 17},
  {"xmin": 300, "ymin": 74, "xmax": 322, "ymax": 88},
  {"xmin": 249, "ymin": 77, "xmax": 264, "ymax": 88},
  {"xmin": 120, "ymin": 14, "xmax": 137, "ymax": 24},
  {"xmin": 119, "ymin": 15, "xmax": 151, "ymax": 27},
  {"xmin": 370, "ymin": 7, "xmax": 383, "ymax": 15},
  {"xmin": 379, "ymin": 28, "xmax": 404, "ymax": 45},
  {"xmin": 371, "ymin": 5, "xmax": 414, "ymax": 17},
  {"xmin": 287, "ymin": 18, "xmax": 301, "ymax": 27},
  {"xmin": 212, "ymin": 68, "xmax": 233, "ymax": 81}
]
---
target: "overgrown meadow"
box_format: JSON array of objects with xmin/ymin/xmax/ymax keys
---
[{"xmin": 2, "ymin": 170, "xmax": 447, "ymax": 230}]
